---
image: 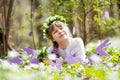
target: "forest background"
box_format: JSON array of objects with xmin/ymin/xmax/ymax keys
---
[{"xmin": 0, "ymin": 0, "xmax": 120, "ymax": 56}]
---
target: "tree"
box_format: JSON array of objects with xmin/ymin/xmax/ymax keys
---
[{"xmin": 0, "ymin": 0, "xmax": 14, "ymax": 56}]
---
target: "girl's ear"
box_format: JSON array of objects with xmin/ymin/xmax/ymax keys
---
[{"xmin": 52, "ymin": 39, "xmax": 56, "ymax": 42}]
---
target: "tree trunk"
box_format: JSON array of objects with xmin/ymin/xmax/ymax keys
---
[
  {"xmin": 79, "ymin": 0, "xmax": 87, "ymax": 45},
  {"xmin": 0, "ymin": 28, "xmax": 4, "ymax": 57},
  {"xmin": 0, "ymin": 0, "xmax": 14, "ymax": 57}
]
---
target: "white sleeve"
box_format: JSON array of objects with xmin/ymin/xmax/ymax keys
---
[{"xmin": 75, "ymin": 38, "xmax": 86, "ymax": 61}]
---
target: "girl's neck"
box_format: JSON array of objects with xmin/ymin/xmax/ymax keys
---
[{"xmin": 58, "ymin": 38, "xmax": 69, "ymax": 49}]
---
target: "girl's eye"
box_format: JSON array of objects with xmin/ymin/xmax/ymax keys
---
[
  {"xmin": 59, "ymin": 26, "xmax": 63, "ymax": 29},
  {"xmin": 60, "ymin": 27, "xmax": 63, "ymax": 29},
  {"xmin": 53, "ymin": 30, "xmax": 58, "ymax": 34}
]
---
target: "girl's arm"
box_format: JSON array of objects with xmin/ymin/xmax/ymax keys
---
[{"xmin": 75, "ymin": 38, "xmax": 86, "ymax": 62}]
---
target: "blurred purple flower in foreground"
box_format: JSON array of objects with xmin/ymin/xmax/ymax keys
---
[
  {"xmin": 8, "ymin": 56, "xmax": 21, "ymax": 64},
  {"xmin": 50, "ymin": 58, "xmax": 62, "ymax": 69},
  {"xmin": 96, "ymin": 39, "xmax": 111, "ymax": 57},
  {"xmin": 22, "ymin": 47, "xmax": 39, "ymax": 64},
  {"xmin": 87, "ymin": 39, "xmax": 111, "ymax": 65},
  {"xmin": 22, "ymin": 47, "xmax": 34, "ymax": 56},
  {"xmin": 65, "ymin": 48, "xmax": 82, "ymax": 64},
  {"xmin": 51, "ymin": 49, "xmax": 58, "ymax": 54},
  {"xmin": 87, "ymin": 55, "xmax": 93, "ymax": 65},
  {"xmin": 30, "ymin": 58, "xmax": 39, "ymax": 64}
]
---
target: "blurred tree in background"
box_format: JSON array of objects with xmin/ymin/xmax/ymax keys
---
[
  {"xmin": 0, "ymin": 0, "xmax": 120, "ymax": 56},
  {"xmin": 0, "ymin": 0, "xmax": 14, "ymax": 56}
]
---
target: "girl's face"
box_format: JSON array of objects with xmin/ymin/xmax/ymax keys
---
[{"xmin": 51, "ymin": 22, "xmax": 68, "ymax": 42}]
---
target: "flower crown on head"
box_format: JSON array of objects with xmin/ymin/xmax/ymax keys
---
[{"xmin": 41, "ymin": 15, "xmax": 66, "ymax": 39}]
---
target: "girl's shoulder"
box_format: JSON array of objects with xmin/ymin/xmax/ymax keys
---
[{"xmin": 70, "ymin": 37, "xmax": 83, "ymax": 42}]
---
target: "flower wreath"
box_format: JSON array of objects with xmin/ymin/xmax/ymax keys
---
[{"xmin": 41, "ymin": 15, "xmax": 66, "ymax": 39}]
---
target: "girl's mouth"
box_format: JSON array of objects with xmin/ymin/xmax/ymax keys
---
[{"xmin": 59, "ymin": 33, "xmax": 64, "ymax": 38}]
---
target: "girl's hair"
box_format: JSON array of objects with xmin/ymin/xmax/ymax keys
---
[{"xmin": 48, "ymin": 21, "xmax": 63, "ymax": 48}]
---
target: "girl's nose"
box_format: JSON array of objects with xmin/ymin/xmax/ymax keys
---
[{"xmin": 58, "ymin": 29, "xmax": 62, "ymax": 33}]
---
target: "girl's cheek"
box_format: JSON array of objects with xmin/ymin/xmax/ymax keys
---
[
  {"xmin": 54, "ymin": 33, "xmax": 59, "ymax": 36},
  {"xmin": 52, "ymin": 34, "xmax": 58, "ymax": 38}
]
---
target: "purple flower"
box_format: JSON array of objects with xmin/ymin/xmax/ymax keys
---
[
  {"xmin": 29, "ymin": 31, "xmax": 33, "ymax": 36},
  {"xmin": 65, "ymin": 48, "xmax": 83, "ymax": 64},
  {"xmin": 8, "ymin": 56, "xmax": 21, "ymax": 64},
  {"xmin": 50, "ymin": 58, "xmax": 62, "ymax": 69},
  {"xmin": 87, "ymin": 55, "xmax": 93, "ymax": 65},
  {"xmin": 95, "ymin": 39, "xmax": 111, "ymax": 56},
  {"xmin": 86, "ymin": 39, "xmax": 111, "ymax": 65},
  {"xmin": 51, "ymin": 49, "xmax": 58, "ymax": 54},
  {"xmin": 72, "ymin": 26, "xmax": 76, "ymax": 36},
  {"xmin": 22, "ymin": 47, "xmax": 34, "ymax": 56},
  {"xmin": 30, "ymin": 12, "xmax": 34, "ymax": 18},
  {"xmin": 52, "ymin": 0, "xmax": 54, "ymax": 5},
  {"xmin": 30, "ymin": 58, "xmax": 39, "ymax": 64},
  {"xmin": 104, "ymin": 11, "xmax": 110, "ymax": 19}
]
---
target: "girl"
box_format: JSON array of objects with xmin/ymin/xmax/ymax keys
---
[{"xmin": 41, "ymin": 15, "xmax": 86, "ymax": 62}]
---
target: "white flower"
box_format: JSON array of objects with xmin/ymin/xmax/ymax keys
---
[
  {"xmin": 106, "ymin": 62, "xmax": 113, "ymax": 67},
  {"xmin": 24, "ymin": 65, "xmax": 31, "ymax": 70},
  {"xmin": 76, "ymin": 68, "xmax": 82, "ymax": 72},
  {"xmin": 39, "ymin": 62, "xmax": 45, "ymax": 70},
  {"xmin": 67, "ymin": 65, "xmax": 71, "ymax": 69},
  {"xmin": 24, "ymin": 64, "xmax": 39, "ymax": 70},
  {"xmin": 33, "ymin": 49, "xmax": 40, "ymax": 57},
  {"xmin": 84, "ymin": 58, "xmax": 89, "ymax": 63},
  {"xmin": 8, "ymin": 49, "xmax": 19, "ymax": 58},
  {"xmin": 106, "ymin": 71, "xmax": 119, "ymax": 80},
  {"xmin": 48, "ymin": 54, "xmax": 56, "ymax": 60},
  {"xmin": 90, "ymin": 54, "xmax": 102, "ymax": 63},
  {"xmin": 1, "ymin": 60, "xmax": 19, "ymax": 71},
  {"xmin": 1, "ymin": 60, "xmax": 10, "ymax": 69},
  {"xmin": 29, "ymin": 63, "xmax": 38, "ymax": 68},
  {"xmin": 104, "ymin": 11, "xmax": 110, "ymax": 19},
  {"xmin": 43, "ymin": 23, "xmax": 48, "ymax": 28}
]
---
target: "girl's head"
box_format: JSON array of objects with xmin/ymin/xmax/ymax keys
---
[
  {"xmin": 48, "ymin": 21, "xmax": 68, "ymax": 41},
  {"xmin": 41, "ymin": 15, "xmax": 71, "ymax": 48},
  {"xmin": 48, "ymin": 21, "xmax": 69, "ymax": 48}
]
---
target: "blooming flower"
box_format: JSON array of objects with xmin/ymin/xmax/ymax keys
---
[
  {"xmin": 8, "ymin": 49, "xmax": 19, "ymax": 58},
  {"xmin": 29, "ymin": 31, "xmax": 33, "ymax": 36},
  {"xmin": 50, "ymin": 57, "xmax": 62, "ymax": 69},
  {"xmin": 51, "ymin": 49, "xmax": 58, "ymax": 54},
  {"xmin": 1, "ymin": 60, "xmax": 19, "ymax": 71},
  {"xmin": 104, "ymin": 11, "xmax": 110, "ymax": 19},
  {"xmin": 65, "ymin": 48, "xmax": 82, "ymax": 64},
  {"xmin": 95, "ymin": 39, "xmax": 111, "ymax": 56},
  {"xmin": 48, "ymin": 54, "xmax": 56, "ymax": 60},
  {"xmin": 72, "ymin": 26, "xmax": 76, "ymax": 36},
  {"xmin": 30, "ymin": 58, "xmax": 39, "ymax": 64},
  {"xmin": 8, "ymin": 56, "xmax": 21, "ymax": 64},
  {"xmin": 22, "ymin": 47, "xmax": 34, "ymax": 56},
  {"xmin": 89, "ymin": 54, "xmax": 102, "ymax": 63}
]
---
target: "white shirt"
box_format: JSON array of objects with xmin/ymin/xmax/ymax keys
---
[{"xmin": 48, "ymin": 37, "xmax": 86, "ymax": 61}]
